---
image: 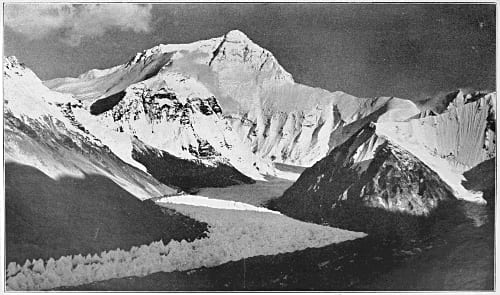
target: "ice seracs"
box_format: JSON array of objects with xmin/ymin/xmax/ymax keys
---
[{"xmin": 6, "ymin": 198, "xmax": 366, "ymax": 291}]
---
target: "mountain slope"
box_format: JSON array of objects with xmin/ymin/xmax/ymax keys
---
[
  {"xmin": 270, "ymin": 124, "xmax": 455, "ymax": 219},
  {"xmin": 4, "ymin": 56, "xmax": 208, "ymax": 265},
  {"xmin": 269, "ymin": 90, "xmax": 496, "ymax": 235},
  {"xmin": 45, "ymin": 30, "xmax": 420, "ymax": 166},
  {"xmin": 375, "ymin": 90, "xmax": 496, "ymax": 203},
  {"xmin": 4, "ymin": 56, "xmax": 174, "ymax": 198}
]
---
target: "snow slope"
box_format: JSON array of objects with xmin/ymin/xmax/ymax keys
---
[
  {"xmin": 156, "ymin": 194, "xmax": 282, "ymax": 214},
  {"xmin": 45, "ymin": 30, "xmax": 420, "ymax": 166},
  {"xmin": 48, "ymin": 48, "xmax": 276, "ymax": 186},
  {"xmin": 4, "ymin": 56, "xmax": 174, "ymax": 199},
  {"xmin": 6, "ymin": 198, "xmax": 365, "ymax": 291},
  {"xmin": 376, "ymin": 91, "xmax": 496, "ymax": 203},
  {"xmin": 271, "ymin": 124, "xmax": 456, "ymax": 218},
  {"xmin": 270, "ymin": 90, "xmax": 496, "ymax": 227}
]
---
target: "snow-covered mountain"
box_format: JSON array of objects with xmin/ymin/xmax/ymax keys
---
[
  {"xmin": 269, "ymin": 90, "xmax": 496, "ymax": 223},
  {"xmin": 4, "ymin": 56, "xmax": 174, "ymax": 199},
  {"xmin": 8, "ymin": 29, "xmax": 495, "ymax": 209},
  {"xmin": 45, "ymin": 30, "xmax": 420, "ymax": 167},
  {"xmin": 376, "ymin": 90, "xmax": 496, "ymax": 203},
  {"xmin": 72, "ymin": 68, "xmax": 275, "ymax": 188},
  {"xmin": 269, "ymin": 124, "xmax": 455, "ymax": 218}
]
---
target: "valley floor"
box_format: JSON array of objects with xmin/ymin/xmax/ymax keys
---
[
  {"xmin": 198, "ymin": 176, "xmax": 296, "ymax": 206},
  {"xmin": 61, "ymin": 202, "xmax": 494, "ymax": 291},
  {"xmin": 196, "ymin": 162, "xmax": 305, "ymax": 206},
  {"xmin": 58, "ymin": 183, "xmax": 494, "ymax": 291},
  {"xmin": 7, "ymin": 164, "xmax": 494, "ymax": 291}
]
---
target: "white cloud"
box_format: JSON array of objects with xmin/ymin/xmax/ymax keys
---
[{"xmin": 5, "ymin": 4, "xmax": 153, "ymax": 46}]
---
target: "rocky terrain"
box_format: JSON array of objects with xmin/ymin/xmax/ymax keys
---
[
  {"xmin": 269, "ymin": 90, "xmax": 496, "ymax": 239},
  {"xmin": 4, "ymin": 29, "xmax": 496, "ymax": 291}
]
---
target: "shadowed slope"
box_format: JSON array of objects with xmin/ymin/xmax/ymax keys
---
[
  {"xmin": 131, "ymin": 138, "xmax": 255, "ymax": 191},
  {"xmin": 268, "ymin": 124, "xmax": 456, "ymax": 240},
  {"xmin": 5, "ymin": 162, "xmax": 208, "ymax": 265},
  {"xmin": 90, "ymin": 91, "xmax": 126, "ymax": 115},
  {"xmin": 462, "ymin": 158, "xmax": 496, "ymax": 206}
]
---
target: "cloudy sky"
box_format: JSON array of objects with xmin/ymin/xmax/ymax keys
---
[{"xmin": 4, "ymin": 3, "xmax": 496, "ymax": 101}]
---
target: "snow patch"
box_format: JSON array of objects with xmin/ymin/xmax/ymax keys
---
[
  {"xmin": 156, "ymin": 195, "xmax": 281, "ymax": 214},
  {"xmin": 273, "ymin": 168, "xmax": 301, "ymax": 181}
]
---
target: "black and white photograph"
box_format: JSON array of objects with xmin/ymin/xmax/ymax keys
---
[{"xmin": 2, "ymin": 2, "xmax": 497, "ymax": 291}]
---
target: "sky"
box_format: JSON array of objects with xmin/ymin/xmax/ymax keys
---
[{"xmin": 3, "ymin": 3, "xmax": 496, "ymax": 101}]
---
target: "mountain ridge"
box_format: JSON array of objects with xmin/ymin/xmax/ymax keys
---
[{"xmin": 43, "ymin": 30, "xmax": 422, "ymax": 166}]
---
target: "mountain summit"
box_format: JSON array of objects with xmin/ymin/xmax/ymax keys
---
[{"xmin": 44, "ymin": 30, "xmax": 420, "ymax": 167}]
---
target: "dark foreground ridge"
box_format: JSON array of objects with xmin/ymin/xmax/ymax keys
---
[{"xmin": 5, "ymin": 162, "xmax": 208, "ymax": 265}]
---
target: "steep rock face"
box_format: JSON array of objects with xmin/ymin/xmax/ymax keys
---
[
  {"xmin": 45, "ymin": 30, "xmax": 420, "ymax": 166},
  {"xmin": 270, "ymin": 125, "xmax": 455, "ymax": 222}
]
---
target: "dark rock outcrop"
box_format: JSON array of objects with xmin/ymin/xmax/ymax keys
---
[
  {"xmin": 269, "ymin": 124, "xmax": 456, "ymax": 237},
  {"xmin": 90, "ymin": 91, "xmax": 126, "ymax": 115}
]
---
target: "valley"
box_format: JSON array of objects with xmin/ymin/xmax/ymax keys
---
[{"xmin": 3, "ymin": 25, "xmax": 496, "ymax": 292}]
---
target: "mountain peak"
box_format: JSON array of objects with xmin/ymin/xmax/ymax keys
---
[
  {"xmin": 4, "ymin": 56, "xmax": 24, "ymax": 70},
  {"xmin": 224, "ymin": 30, "xmax": 251, "ymax": 43}
]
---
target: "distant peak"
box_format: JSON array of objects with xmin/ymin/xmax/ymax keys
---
[
  {"xmin": 224, "ymin": 30, "xmax": 251, "ymax": 43},
  {"xmin": 4, "ymin": 56, "xmax": 21, "ymax": 67},
  {"xmin": 4, "ymin": 56, "xmax": 25, "ymax": 72},
  {"xmin": 5, "ymin": 55, "xmax": 18, "ymax": 63}
]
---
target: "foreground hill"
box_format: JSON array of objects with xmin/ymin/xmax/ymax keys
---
[{"xmin": 269, "ymin": 90, "xmax": 496, "ymax": 236}]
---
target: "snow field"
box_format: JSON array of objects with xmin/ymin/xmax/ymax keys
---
[
  {"xmin": 6, "ymin": 200, "xmax": 366, "ymax": 290},
  {"xmin": 156, "ymin": 195, "xmax": 282, "ymax": 214}
]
